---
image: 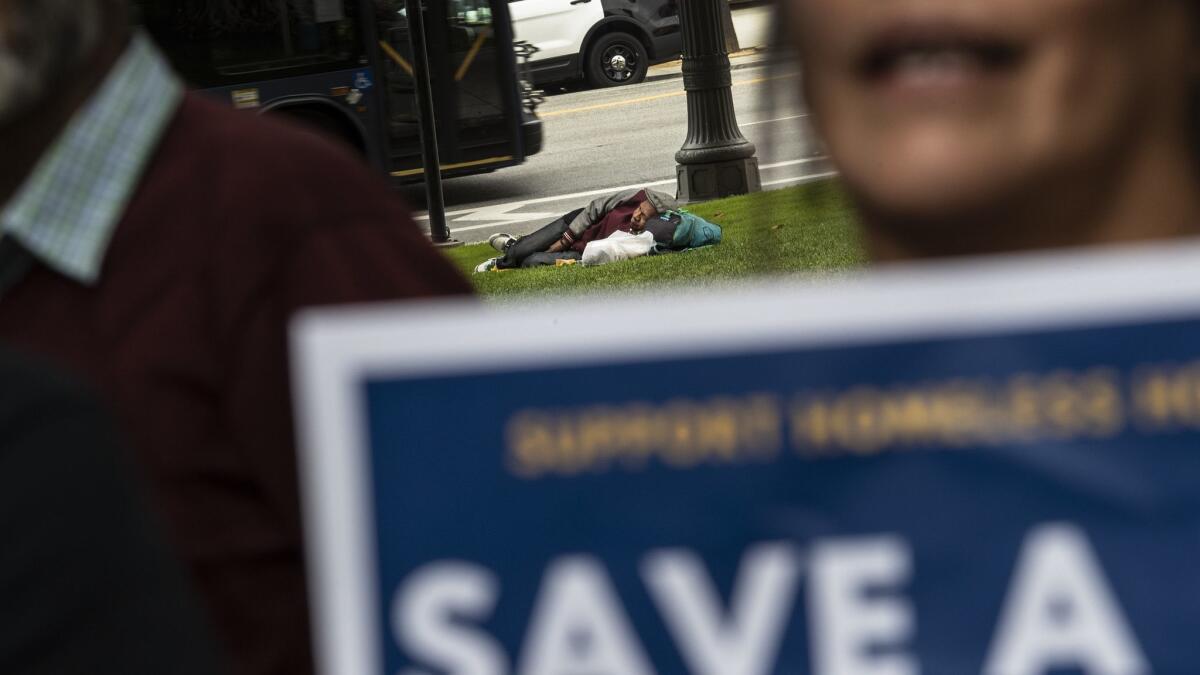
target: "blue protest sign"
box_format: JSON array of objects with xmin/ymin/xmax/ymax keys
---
[{"xmin": 292, "ymin": 243, "xmax": 1200, "ymax": 675}]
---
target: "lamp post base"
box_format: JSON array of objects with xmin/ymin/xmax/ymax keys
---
[{"xmin": 676, "ymin": 157, "xmax": 762, "ymax": 203}]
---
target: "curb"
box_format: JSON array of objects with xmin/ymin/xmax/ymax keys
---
[{"xmin": 644, "ymin": 50, "xmax": 779, "ymax": 84}]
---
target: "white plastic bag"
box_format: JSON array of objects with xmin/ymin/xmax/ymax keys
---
[{"xmin": 581, "ymin": 230, "xmax": 655, "ymax": 266}]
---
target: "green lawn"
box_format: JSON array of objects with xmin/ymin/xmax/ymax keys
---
[{"xmin": 442, "ymin": 180, "xmax": 866, "ymax": 297}]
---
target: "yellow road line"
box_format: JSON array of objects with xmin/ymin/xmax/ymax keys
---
[
  {"xmin": 391, "ymin": 155, "xmax": 515, "ymax": 177},
  {"xmin": 540, "ymin": 90, "xmax": 685, "ymax": 118},
  {"xmin": 539, "ymin": 72, "xmax": 800, "ymax": 119},
  {"xmin": 378, "ymin": 40, "xmax": 413, "ymax": 76},
  {"xmin": 455, "ymin": 33, "xmax": 489, "ymax": 81}
]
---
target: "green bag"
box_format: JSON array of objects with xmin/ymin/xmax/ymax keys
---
[{"xmin": 656, "ymin": 209, "xmax": 723, "ymax": 250}]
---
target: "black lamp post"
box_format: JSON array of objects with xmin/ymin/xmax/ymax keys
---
[
  {"xmin": 404, "ymin": 0, "xmax": 457, "ymax": 246},
  {"xmin": 675, "ymin": 0, "xmax": 761, "ymax": 203}
]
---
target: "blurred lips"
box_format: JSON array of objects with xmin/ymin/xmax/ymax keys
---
[{"xmin": 856, "ymin": 21, "xmax": 1027, "ymax": 95}]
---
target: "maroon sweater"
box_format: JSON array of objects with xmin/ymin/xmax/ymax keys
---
[
  {"xmin": 569, "ymin": 190, "xmax": 647, "ymax": 252},
  {"xmin": 0, "ymin": 94, "xmax": 471, "ymax": 675}
]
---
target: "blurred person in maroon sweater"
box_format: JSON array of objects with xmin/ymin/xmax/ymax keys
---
[
  {"xmin": 0, "ymin": 350, "xmax": 225, "ymax": 674},
  {"xmin": 781, "ymin": 0, "xmax": 1200, "ymax": 259},
  {"xmin": 0, "ymin": 1, "xmax": 471, "ymax": 673}
]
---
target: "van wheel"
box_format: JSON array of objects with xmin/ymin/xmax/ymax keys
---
[{"xmin": 586, "ymin": 32, "xmax": 648, "ymax": 87}]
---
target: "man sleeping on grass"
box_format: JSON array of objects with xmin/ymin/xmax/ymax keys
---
[{"xmin": 475, "ymin": 188, "xmax": 678, "ymax": 273}]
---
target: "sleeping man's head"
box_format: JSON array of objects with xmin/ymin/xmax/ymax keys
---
[{"xmin": 631, "ymin": 201, "xmax": 659, "ymax": 233}]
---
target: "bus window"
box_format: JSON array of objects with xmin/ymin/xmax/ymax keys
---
[
  {"xmin": 137, "ymin": 0, "xmax": 541, "ymax": 181},
  {"xmin": 375, "ymin": 0, "xmax": 419, "ymax": 144},
  {"xmin": 134, "ymin": 0, "xmax": 366, "ymax": 88},
  {"xmin": 447, "ymin": 0, "xmax": 511, "ymax": 151},
  {"xmin": 379, "ymin": 0, "xmax": 516, "ymax": 167}
]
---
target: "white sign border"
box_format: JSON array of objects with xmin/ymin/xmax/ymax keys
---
[{"xmin": 291, "ymin": 239, "xmax": 1200, "ymax": 675}]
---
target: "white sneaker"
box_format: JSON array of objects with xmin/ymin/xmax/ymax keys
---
[
  {"xmin": 489, "ymin": 233, "xmax": 515, "ymax": 252},
  {"xmin": 474, "ymin": 257, "xmax": 499, "ymax": 274}
]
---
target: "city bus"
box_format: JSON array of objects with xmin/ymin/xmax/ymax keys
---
[{"xmin": 132, "ymin": 0, "xmax": 543, "ymax": 182}]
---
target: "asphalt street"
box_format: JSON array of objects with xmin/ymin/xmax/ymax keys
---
[{"xmin": 400, "ymin": 55, "xmax": 829, "ymax": 245}]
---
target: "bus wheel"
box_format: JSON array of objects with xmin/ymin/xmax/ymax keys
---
[
  {"xmin": 586, "ymin": 32, "xmax": 648, "ymax": 88},
  {"xmin": 273, "ymin": 106, "xmax": 366, "ymax": 157}
]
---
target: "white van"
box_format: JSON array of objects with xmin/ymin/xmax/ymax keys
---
[{"xmin": 510, "ymin": 0, "xmax": 681, "ymax": 88}]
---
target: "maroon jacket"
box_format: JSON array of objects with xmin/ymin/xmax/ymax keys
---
[
  {"xmin": 0, "ymin": 94, "xmax": 471, "ymax": 675},
  {"xmin": 569, "ymin": 190, "xmax": 647, "ymax": 252}
]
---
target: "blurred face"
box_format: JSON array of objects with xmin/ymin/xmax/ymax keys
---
[
  {"xmin": 631, "ymin": 201, "xmax": 659, "ymax": 231},
  {"xmin": 787, "ymin": 0, "xmax": 1198, "ymax": 234},
  {"xmin": 0, "ymin": 0, "xmax": 103, "ymax": 124}
]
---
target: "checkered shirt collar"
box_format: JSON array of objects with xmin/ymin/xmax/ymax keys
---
[{"xmin": 0, "ymin": 33, "xmax": 183, "ymax": 284}]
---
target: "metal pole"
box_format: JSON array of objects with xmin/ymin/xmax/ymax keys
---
[
  {"xmin": 675, "ymin": 0, "xmax": 760, "ymax": 203},
  {"xmin": 278, "ymin": 0, "xmax": 294, "ymax": 55},
  {"xmin": 403, "ymin": 0, "xmax": 457, "ymax": 245}
]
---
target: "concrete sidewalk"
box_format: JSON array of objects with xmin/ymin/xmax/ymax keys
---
[
  {"xmin": 645, "ymin": 47, "xmax": 777, "ymax": 84},
  {"xmin": 731, "ymin": 3, "xmax": 774, "ymax": 51},
  {"xmin": 645, "ymin": 4, "xmax": 778, "ymax": 83}
]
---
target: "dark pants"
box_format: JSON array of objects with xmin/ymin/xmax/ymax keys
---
[{"xmin": 497, "ymin": 208, "xmax": 585, "ymax": 269}]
